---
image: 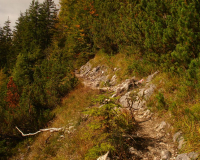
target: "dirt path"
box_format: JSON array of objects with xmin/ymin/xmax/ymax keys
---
[{"xmin": 76, "ymin": 62, "xmax": 178, "ymax": 160}]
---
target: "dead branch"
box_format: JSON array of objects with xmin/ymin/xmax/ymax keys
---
[{"xmin": 16, "ymin": 126, "xmax": 63, "ymax": 136}]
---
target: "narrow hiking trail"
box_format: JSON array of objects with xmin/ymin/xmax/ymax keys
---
[{"xmin": 75, "ymin": 61, "xmax": 181, "ymax": 160}]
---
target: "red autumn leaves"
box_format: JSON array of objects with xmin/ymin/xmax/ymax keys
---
[{"xmin": 6, "ymin": 77, "xmax": 20, "ymax": 108}]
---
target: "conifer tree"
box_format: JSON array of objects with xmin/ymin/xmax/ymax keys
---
[{"xmin": 0, "ymin": 19, "xmax": 13, "ymax": 70}]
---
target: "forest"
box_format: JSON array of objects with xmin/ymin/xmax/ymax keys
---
[{"xmin": 1, "ymin": 0, "xmax": 200, "ymax": 159}]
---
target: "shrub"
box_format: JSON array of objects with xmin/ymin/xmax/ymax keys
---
[{"xmin": 84, "ymin": 95, "xmax": 136, "ymax": 159}]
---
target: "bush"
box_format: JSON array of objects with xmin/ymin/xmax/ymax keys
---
[{"xmin": 84, "ymin": 95, "xmax": 136, "ymax": 159}]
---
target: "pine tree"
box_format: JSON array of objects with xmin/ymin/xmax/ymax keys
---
[{"xmin": 0, "ymin": 19, "xmax": 13, "ymax": 70}]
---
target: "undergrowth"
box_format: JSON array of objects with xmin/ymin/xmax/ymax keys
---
[
  {"xmin": 13, "ymin": 81, "xmax": 137, "ymax": 160},
  {"xmin": 12, "ymin": 53, "xmax": 200, "ymax": 159},
  {"xmin": 90, "ymin": 50, "xmax": 157, "ymax": 84},
  {"xmin": 148, "ymin": 71, "xmax": 200, "ymax": 154}
]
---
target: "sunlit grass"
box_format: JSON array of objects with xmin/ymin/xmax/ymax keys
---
[{"xmin": 22, "ymin": 83, "xmax": 99, "ymax": 160}]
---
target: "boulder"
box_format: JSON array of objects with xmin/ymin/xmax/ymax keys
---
[
  {"xmin": 144, "ymin": 84, "xmax": 156, "ymax": 100},
  {"xmin": 156, "ymin": 121, "xmax": 167, "ymax": 132},
  {"xmin": 173, "ymin": 131, "xmax": 182, "ymax": 142},
  {"xmin": 178, "ymin": 136, "xmax": 185, "ymax": 150},
  {"xmin": 188, "ymin": 152, "xmax": 199, "ymax": 160},
  {"xmin": 161, "ymin": 150, "xmax": 172, "ymax": 160},
  {"xmin": 110, "ymin": 75, "xmax": 117, "ymax": 86},
  {"xmin": 132, "ymin": 100, "xmax": 146, "ymax": 110},
  {"xmin": 175, "ymin": 153, "xmax": 190, "ymax": 160},
  {"xmin": 79, "ymin": 61, "xmax": 92, "ymax": 76},
  {"xmin": 119, "ymin": 92, "xmax": 131, "ymax": 108}
]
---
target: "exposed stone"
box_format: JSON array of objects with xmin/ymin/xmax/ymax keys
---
[
  {"xmin": 156, "ymin": 121, "xmax": 167, "ymax": 132},
  {"xmin": 79, "ymin": 61, "xmax": 92, "ymax": 76},
  {"xmin": 60, "ymin": 135, "xmax": 64, "ymax": 138},
  {"xmin": 137, "ymin": 109, "xmax": 151, "ymax": 119},
  {"xmin": 173, "ymin": 131, "xmax": 182, "ymax": 142},
  {"xmin": 69, "ymin": 126, "xmax": 74, "ymax": 130},
  {"xmin": 146, "ymin": 71, "xmax": 159, "ymax": 83},
  {"xmin": 119, "ymin": 92, "xmax": 131, "ymax": 108},
  {"xmin": 77, "ymin": 63, "xmax": 180, "ymax": 160},
  {"xmin": 113, "ymin": 77, "xmax": 136, "ymax": 94},
  {"xmin": 188, "ymin": 152, "xmax": 199, "ymax": 160},
  {"xmin": 129, "ymin": 147, "xmax": 142, "ymax": 157},
  {"xmin": 161, "ymin": 150, "xmax": 172, "ymax": 160},
  {"xmin": 144, "ymin": 84, "xmax": 156, "ymax": 100},
  {"xmin": 178, "ymin": 136, "xmax": 185, "ymax": 150},
  {"xmin": 132, "ymin": 100, "xmax": 146, "ymax": 110},
  {"xmin": 175, "ymin": 153, "xmax": 190, "ymax": 160},
  {"xmin": 138, "ymin": 88, "xmax": 145, "ymax": 97},
  {"xmin": 110, "ymin": 75, "xmax": 117, "ymax": 86},
  {"xmin": 97, "ymin": 151, "xmax": 110, "ymax": 160}
]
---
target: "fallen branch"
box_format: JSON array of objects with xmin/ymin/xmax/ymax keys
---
[{"xmin": 16, "ymin": 126, "xmax": 63, "ymax": 136}]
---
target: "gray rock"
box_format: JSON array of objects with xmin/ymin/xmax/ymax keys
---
[
  {"xmin": 110, "ymin": 75, "xmax": 117, "ymax": 86},
  {"xmin": 132, "ymin": 100, "xmax": 146, "ymax": 110},
  {"xmin": 178, "ymin": 136, "xmax": 185, "ymax": 150},
  {"xmin": 137, "ymin": 109, "xmax": 151, "ymax": 119},
  {"xmin": 146, "ymin": 71, "xmax": 159, "ymax": 83},
  {"xmin": 173, "ymin": 131, "xmax": 182, "ymax": 142},
  {"xmin": 161, "ymin": 150, "xmax": 172, "ymax": 160},
  {"xmin": 156, "ymin": 121, "xmax": 167, "ymax": 131},
  {"xmin": 119, "ymin": 92, "xmax": 131, "ymax": 108},
  {"xmin": 188, "ymin": 152, "xmax": 199, "ymax": 160},
  {"xmin": 138, "ymin": 88, "xmax": 145, "ymax": 97},
  {"xmin": 144, "ymin": 84, "xmax": 156, "ymax": 99},
  {"xmin": 176, "ymin": 153, "xmax": 190, "ymax": 160},
  {"xmin": 79, "ymin": 62, "xmax": 92, "ymax": 75},
  {"xmin": 113, "ymin": 77, "xmax": 136, "ymax": 94}
]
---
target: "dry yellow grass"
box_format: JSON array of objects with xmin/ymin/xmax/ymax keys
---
[
  {"xmin": 20, "ymin": 83, "xmax": 100, "ymax": 160},
  {"xmin": 0, "ymin": 69, "xmax": 6, "ymax": 87}
]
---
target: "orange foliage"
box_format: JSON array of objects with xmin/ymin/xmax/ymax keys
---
[
  {"xmin": 6, "ymin": 77, "xmax": 20, "ymax": 109},
  {"xmin": 75, "ymin": 25, "xmax": 80, "ymax": 28}
]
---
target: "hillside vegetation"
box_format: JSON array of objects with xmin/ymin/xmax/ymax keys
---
[{"xmin": 1, "ymin": 0, "xmax": 200, "ymax": 159}]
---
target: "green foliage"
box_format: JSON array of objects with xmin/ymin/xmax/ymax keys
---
[
  {"xmin": 155, "ymin": 92, "xmax": 167, "ymax": 110},
  {"xmin": 84, "ymin": 95, "xmax": 135, "ymax": 159},
  {"xmin": 0, "ymin": 140, "xmax": 7, "ymax": 157},
  {"xmin": 58, "ymin": 0, "xmax": 200, "ymax": 73},
  {"xmin": 0, "ymin": 19, "xmax": 14, "ymax": 70},
  {"xmin": 0, "ymin": 1, "xmax": 77, "ymax": 156},
  {"xmin": 3, "ymin": 0, "xmax": 200, "ymax": 157},
  {"xmin": 85, "ymin": 143, "xmax": 114, "ymax": 160},
  {"xmin": 127, "ymin": 57, "xmax": 156, "ymax": 77}
]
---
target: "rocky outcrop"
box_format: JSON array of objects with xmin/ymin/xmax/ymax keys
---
[
  {"xmin": 76, "ymin": 61, "xmax": 199, "ymax": 160},
  {"xmin": 175, "ymin": 152, "xmax": 199, "ymax": 160}
]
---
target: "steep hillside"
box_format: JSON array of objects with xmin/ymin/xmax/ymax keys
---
[
  {"xmin": 1, "ymin": 0, "xmax": 200, "ymax": 159},
  {"xmin": 11, "ymin": 54, "xmax": 199, "ymax": 160}
]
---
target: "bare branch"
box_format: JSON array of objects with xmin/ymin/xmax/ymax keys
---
[{"xmin": 16, "ymin": 126, "xmax": 63, "ymax": 136}]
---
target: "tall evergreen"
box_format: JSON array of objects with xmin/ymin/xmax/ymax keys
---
[{"xmin": 0, "ymin": 19, "xmax": 13, "ymax": 70}]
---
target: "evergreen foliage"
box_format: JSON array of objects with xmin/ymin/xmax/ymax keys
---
[
  {"xmin": 85, "ymin": 96, "xmax": 135, "ymax": 159},
  {"xmin": 0, "ymin": 1, "xmax": 77, "ymax": 158},
  {"xmin": 2, "ymin": 0, "xmax": 200, "ymax": 158}
]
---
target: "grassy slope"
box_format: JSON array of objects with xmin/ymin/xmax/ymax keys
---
[{"xmin": 12, "ymin": 52, "xmax": 200, "ymax": 159}]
